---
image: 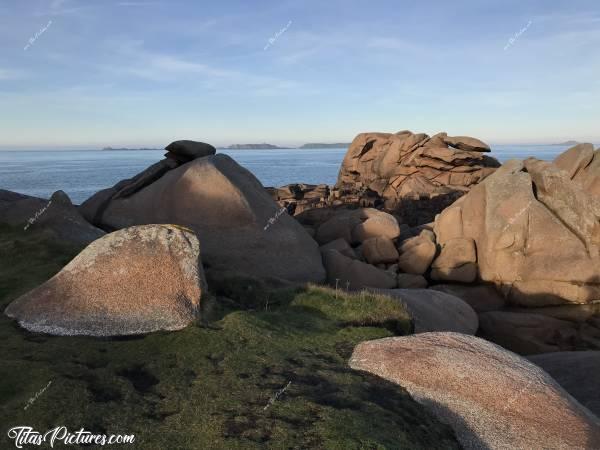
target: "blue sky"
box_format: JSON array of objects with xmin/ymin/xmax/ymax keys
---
[{"xmin": 0, "ymin": 0, "xmax": 599, "ymax": 149}]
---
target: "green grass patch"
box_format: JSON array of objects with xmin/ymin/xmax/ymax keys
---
[{"xmin": 0, "ymin": 224, "xmax": 458, "ymax": 449}]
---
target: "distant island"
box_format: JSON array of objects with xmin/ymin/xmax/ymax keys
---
[
  {"xmin": 220, "ymin": 143, "xmax": 351, "ymax": 150},
  {"xmin": 224, "ymin": 143, "xmax": 293, "ymax": 149},
  {"xmin": 552, "ymin": 140, "xmax": 580, "ymax": 146},
  {"xmin": 299, "ymin": 143, "xmax": 350, "ymax": 149},
  {"xmin": 102, "ymin": 147, "xmax": 161, "ymax": 151}
]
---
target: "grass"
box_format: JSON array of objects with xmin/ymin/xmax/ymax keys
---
[{"xmin": 0, "ymin": 224, "xmax": 459, "ymax": 449}]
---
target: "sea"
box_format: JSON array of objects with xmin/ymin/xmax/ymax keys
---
[{"xmin": 0, "ymin": 145, "xmax": 586, "ymax": 204}]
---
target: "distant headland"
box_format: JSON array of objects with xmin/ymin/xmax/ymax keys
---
[
  {"xmin": 102, "ymin": 143, "xmax": 352, "ymax": 151},
  {"xmin": 299, "ymin": 143, "xmax": 350, "ymax": 149},
  {"xmin": 223, "ymin": 143, "xmax": 293, "ymax": 149},
  {"xmin": 102, "ymin": 147, "xmax": 161, "ymax": 151},
  {"xmin": 220, "ymin": 143, "xmax": 350, "ymax": 149},
  {"xmin": 552, "ymin": 140, "xmax": 580, "ymax": 146}
]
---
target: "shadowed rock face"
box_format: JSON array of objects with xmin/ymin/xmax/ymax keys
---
[
  {"xmin": 335, "ymin": 130, "xmax": 499, "ymax": 224},
  {"xmin": 0, "ymin": 189, "xmax": 105, "ymax": 246},
  {"xmin": 370, "ymin": 289, "xmax": 478, "ymax": 334},
  {"xmin": 4, "ymin": 225, "xmax": 205, "ymax": 336},
  {"xmin": 80, "ymin": 154, "xmax": 325, "ymax": 283},
  {"xmin": 529, "ymin": 351, "xmax": 600, "ymax": 417},
  {"xmin": 350, "ymin": 332, "xmax": 600, "ymax": 450},
  {"xmin": 433, "ymin": 144, "xmax": 600, "ymax": 307}
]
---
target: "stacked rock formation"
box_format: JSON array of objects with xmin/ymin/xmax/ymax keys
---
[
  {"xmin": 80, "ymin": 140, "xmax": 217, "ymax": 225},
  {"xmin": 335, "ymin": 131, "xmax": 500, "ymax": 224},
  {"xmin": 80, "ymin": 141, "xmax": 325, "ymax": 283}
]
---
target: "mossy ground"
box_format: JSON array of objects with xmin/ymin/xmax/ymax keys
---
[{"xmin": 0, "ymin": 224, "xmax": 459, "ymax": 449}]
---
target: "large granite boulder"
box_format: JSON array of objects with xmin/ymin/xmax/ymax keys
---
[
  {"xmin": 5, "ymin": 225, "xmax": 205, "ymax": 336},
  {"xmin": 529, "ymin": 351, "xmax": 600, "ymax": 416},
  {"xmin": 372, "ymin": 289, "xmax": 478, "ymax": 334},
  {"xmin": 335, "ymin": 130, "xmax": 499, "ymax": 224},
  {"xmin": 433, "ymin": 144, "xmax": 600, "ymax": 307},
  {"xmin": 80, "ymin": 154, "xmax": 325, "ymax": 283},
  {"xmin": 0, "ymin": 189, "xmax": 105, "ymax": 246},
  {"xmin": 350, "ymin": 332, "xmax": 600, "ymax": 450}
]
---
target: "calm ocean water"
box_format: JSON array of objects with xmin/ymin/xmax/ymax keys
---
[{"xmin": 0, "ymin": 145, "xmax": 582, "ymax": 204}]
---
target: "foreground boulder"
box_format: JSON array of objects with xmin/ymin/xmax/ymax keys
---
[
  {"xmin": 350, "ymin": 332, "xmax": 600, "ymax": 449},
  {"xmin": 433, "ymin": 144, "xmax": 600, "ymax": 307},
  {"xmin": 81, "ymin": 154, "xmax": 325, "ymax": 283},
  {"xmin": 335, "ymin": 130, "xmax": 499, "ymax": 224},
  {"xmin": 4, "ymin": 225, "xmax": 205, "ymax": 336},
  {"xmin": 529, "ymin": 351, "xmax": 600, "ymax": 417},
  {"xmin": 0, "ymin": 189, "xmax": 105, "ymax": 245},
  {"xmin": 372, "ymin": 289, "xmax": 478, "ymax": 334}
]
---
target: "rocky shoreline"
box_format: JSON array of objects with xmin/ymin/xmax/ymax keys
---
[{"xmin": 1, "ymin": 131, "xmax": 599, "ymax": 448}]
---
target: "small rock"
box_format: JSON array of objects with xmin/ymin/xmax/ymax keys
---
[
  {"xmin": 397, "ymin": 233, "xmax": 437, "ymax": 275},
  {"xmin": 362, "ymin": 237, "xmax": 399, "ymax": 264},
  {"xmin": 165, "ymin": 140, "xmax": 216, "ymax": 159}
]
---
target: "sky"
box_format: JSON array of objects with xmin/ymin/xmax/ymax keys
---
[{"xmin": 0, "ymin": 0, "xmax": 599, "ymax": 149}]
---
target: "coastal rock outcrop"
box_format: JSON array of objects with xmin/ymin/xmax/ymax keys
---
[
  {"xmin": 350, "ymin": 332, "xmax": 600, "ymax": 450},
  {"xmin": 335, "ymin": 130, "xmax": 500, "ymax": 225},
  {"xmin": 0, "ymin": 189, "xmax": 105, "ymax": 245},
  {"xmin": 4, "ymin": 225, "xmax": 205, "ymax": 336},
  {"xmin": 432, "ymin": 146, "xmax": 600, "ymax": 307},
  {"xmin": 81, "ymin": 153, "xmax": 325, "ymax": 283}
]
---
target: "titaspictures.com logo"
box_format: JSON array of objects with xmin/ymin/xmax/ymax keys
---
[{"xmin": 7, "ymin": 426, "xmax": 135, "ymax": 448}]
